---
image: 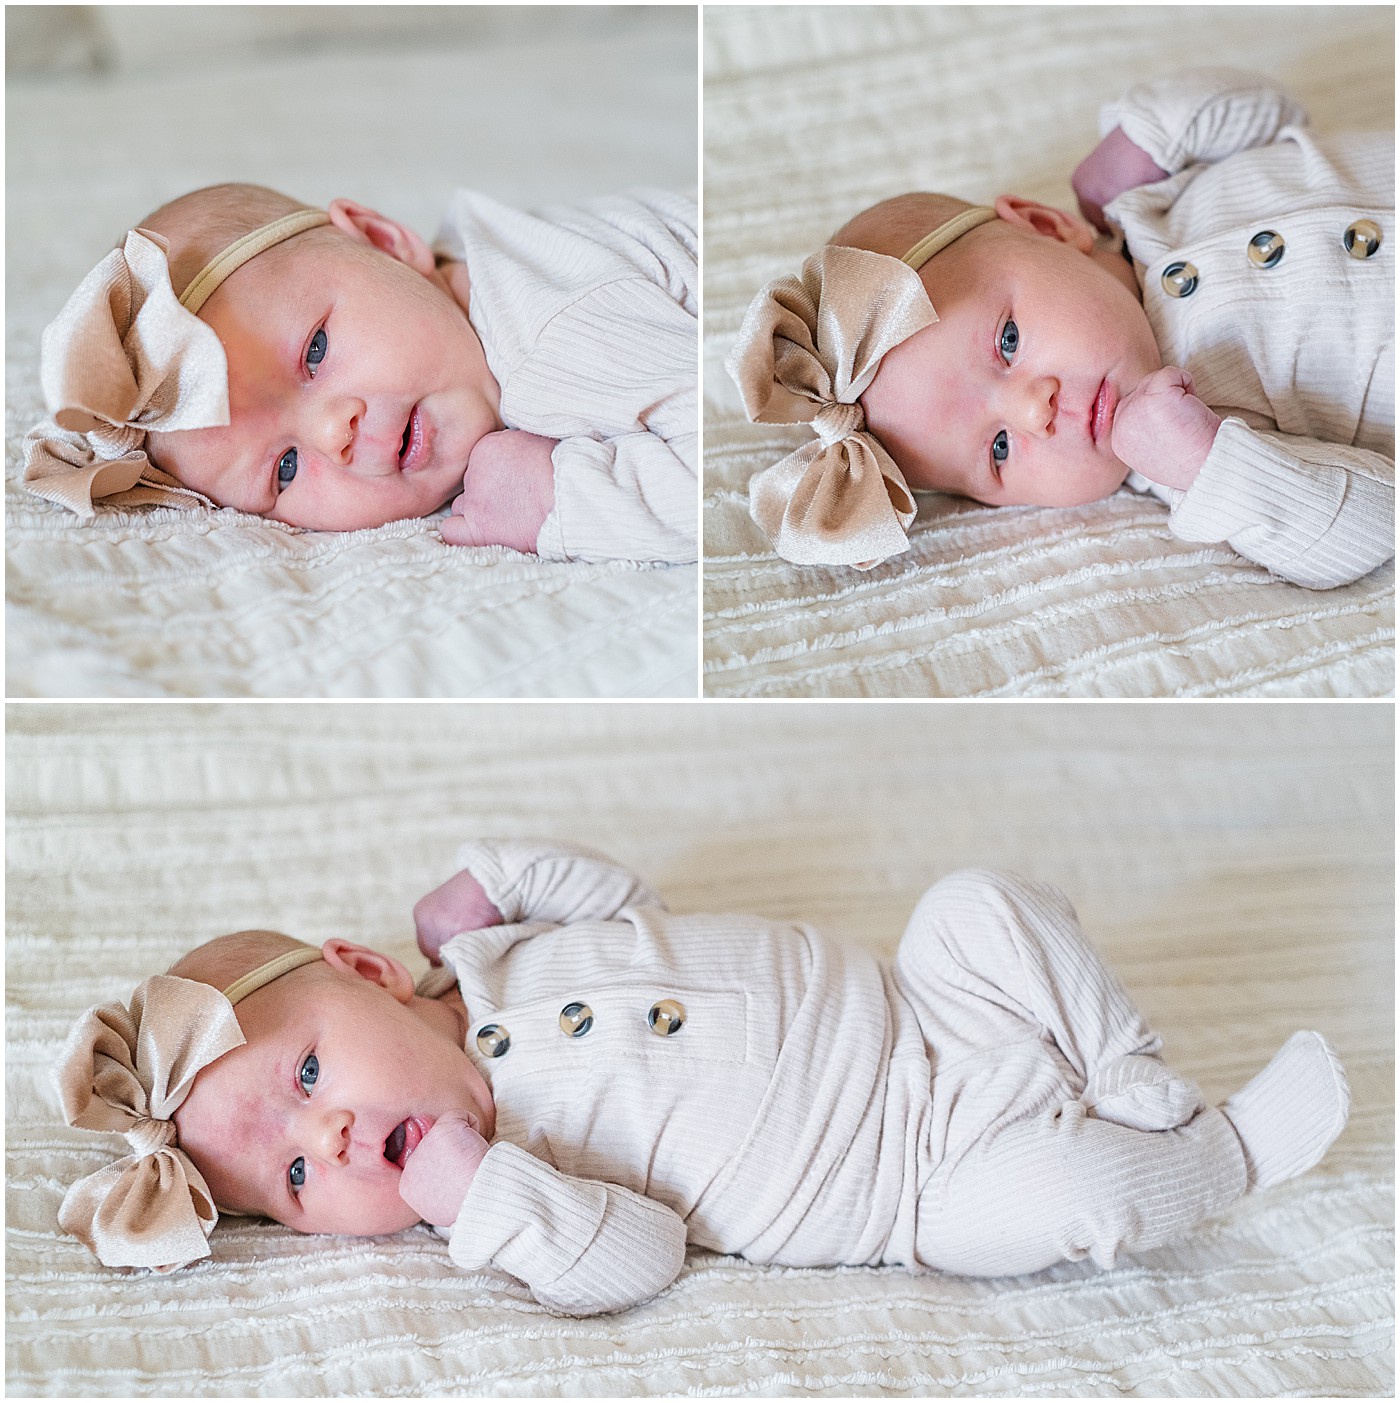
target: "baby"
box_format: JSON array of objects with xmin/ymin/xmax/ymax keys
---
[
  {"xmin": 24, "ymin": 182, "xmax": 697, "ymax": 564},
  {"xmin": 728, "ymin": 67, "xmax": 1392, "ymax": 588},
  {"xmin": 56, "ymin": 840, "xmax": 1350, "ymax": 1315}
]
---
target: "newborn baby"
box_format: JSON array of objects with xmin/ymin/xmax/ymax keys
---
[
  {"xmin": 25, "ymin": 182, "xmax": 697, "ymax": 564},
  {"xmin": 729, "ymin": 68, "xmax": 1392, "ymax": 588},
  {"xmin": 57, "ymin": 840, "xmax": 1349, "ymax": 1315}
]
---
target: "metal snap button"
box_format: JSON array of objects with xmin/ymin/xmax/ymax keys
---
[
  {"xmin": 559, "ymin": 1001, "xmax": 594, "ymax": 1037},
  {"xmin": 1160, "ymin": 260, "xmax": 1199, "ymax": 298},
  {"xmin": 1343, "ymin": 218, "xmax": 1382, "ymax": 259},
  {"xmin": 1246, "ymin": 230, "xmax": 1285, "ymax": 269},
  {"xmin": 475, "ymin": 1023, "xmax": 510, "ymax": 1058},
  {"xmin": 648, "ymin": 998, "xmax": 686, "ymax": 1036}
]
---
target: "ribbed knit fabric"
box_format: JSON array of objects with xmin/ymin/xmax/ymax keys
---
[
  {"xmin": 424, "ymin": 845, "xmax": 1307, "ymax": 1313},
  {"xmin": 433, "ymin": 190, "xmax": 698, "ymax": 564},
  {"xmin": 1221, "ymin": 1030, "xmax": 1351, "ymax": 1189},
  {"xmin": 1106, "ymin": 68, "xmax": 1393, "ymax": 589}
]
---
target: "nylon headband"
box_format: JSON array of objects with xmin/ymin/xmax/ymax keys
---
[
  {"xmin": 901, "ymin": 206, "xmax": 998, "ymax": 271},
  {"xmin": 221, "ymin": 946, "xmax": 323, "ymax": 1005},
  {"xmin": 179, "ymin": 209, "xmax": 331, "ymax": 315}
]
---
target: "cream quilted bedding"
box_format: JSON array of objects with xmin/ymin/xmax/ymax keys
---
[
  {"xmin": 6, "ymin": 702, "xmax": 1392, "ymax": 1396},
  {"xmin": 703, "ymin": 5, "xmax": 1394, "ymax": 697},
  {"xmin": 6, "ymin": 22, "xmax": 698, "ymax": 697}
]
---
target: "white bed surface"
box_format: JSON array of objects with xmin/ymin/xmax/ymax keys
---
[
  {"xmin": 6, "ymin": 17, "xmax": 698, "ymax": 697},
  {"xmin": 6, "ymin": 702, "xmax": 1392, "ymax": 1396},
  {"xmin": 702, "ymin": 5, "xmax": 1394, "ymax": 697}
]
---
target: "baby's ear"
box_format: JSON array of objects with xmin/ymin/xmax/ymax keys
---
[
  {"xmin": 326, "ymin": 198, "xmax": 436, "ymax": 276},
  {"xmin": 321, "ymin": 938, "xmax": 416, "ymax": 1004},
  {"xmin": 993, "ymin": 195, "xmax": 1096, "ymax": 254}
]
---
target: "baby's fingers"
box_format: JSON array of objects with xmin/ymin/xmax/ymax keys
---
[{"xmin": 440, "ymin": 512, "xmax": 488, "ymax": 548}]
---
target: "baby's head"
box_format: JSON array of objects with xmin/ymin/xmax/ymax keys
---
[
  {"xmin": 37, "ymin": 182, "xmax": 499, "ymax": 530},
  {"xmin": 728, "ymin": 189, "xmax": 1163, "ymax": 565},
  {"xmin": 56, "ymin": 929, "xmax": 493, "ymax": 1266},
  {"xmin": 840, "ymin": 191, "xmax": 1161, "ymax": 508}
]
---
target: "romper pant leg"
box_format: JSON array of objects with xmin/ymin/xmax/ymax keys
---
[
  {"xmin": 893, "ymin": 868, "xmax": 1162, "ymax": 1084},
  {"xmin": 915, "ymin": 1098, "xmax": 1248, "ymax": 1276}
]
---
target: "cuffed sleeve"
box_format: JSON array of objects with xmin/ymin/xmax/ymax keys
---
[
  {"xmin": 446, "ymin": 1141, "xmax": 688, "ymax": 1315},
  {"xmin": 1162, "ymin": 417, "xmax": 1394, "ymax": 589},
  {"xmin": 452, "ymin": 839, "xmax": 666, "ymax": 925},
  {"xmin": 539, "ymin": 429, "xmax": 697, "ymax": 564},
  {"xmin": 1101, "ymin": 67, "xmax": 1309, "ymax": 175}
]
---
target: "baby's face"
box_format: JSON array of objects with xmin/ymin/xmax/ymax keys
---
[
  {"xmin": 172, "ymin": 945, "xmax": 494, "ymax": 1236},
  {"xmin": 860, "ymin": 200, "xmax": 1162, "ymax": 507},
  {"xmin": 148, "ymin": 222, "xmax": 499, "ymax": 530}
]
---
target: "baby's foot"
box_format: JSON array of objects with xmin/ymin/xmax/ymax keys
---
[
  {"xmin": 1082, "ymin": 1054, "xmax": 1203, "ymax": 1131},
  {"xmin": 1220, "ymin": 1032, "xmax": 1350, "ymax": 1190}
]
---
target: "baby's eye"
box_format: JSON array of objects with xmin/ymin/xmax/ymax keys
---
[
  {"xmin": 991, "ymin": 430, "xmax": 1010, "ymax": 472},
  {"xmin": 299, "ymin": 1053, "xmax": 319, "ymax": 1093},
  {"xmin": 289, "ymin": 1156, "xmax": 306, "ymax": 1192},
  {"xmin": 306, "ymin": 327, "xmax": 328, "ymax": 376},
  {"xmin": 276, "ymin": 449, "xmax": 298, "ymax": 490},
  {"xmin": 998, "ymin": 319, "xmax": 1019, "ymax": 364}
]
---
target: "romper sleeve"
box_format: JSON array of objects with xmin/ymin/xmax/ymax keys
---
[
  {"xmin": 452, "ymin": 838, "xmax": 667, "ymax": 924},
  {"xmin": 526, "ymin": 278, "xmax": 697, "ymax": 565},
  {"xmin": 445, "ymin": 1141, "xmax": 688, "ymax": 1315},
  {"xmin": 1156, "ymin": 417, "xmax": 1395, "ymax": 589},
  {"xmin": 1100, "ymin": 67, "xmax": 1309, "ymax": 175}
]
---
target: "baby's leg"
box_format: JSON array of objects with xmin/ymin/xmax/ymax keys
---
[
  {"xmin": 895, "ymin": 869, "xmax": 1200, "ymax": 1129},
  {"xmin": 916, "ymin": 1098, "xmax": 1248, "ymax": 1277}
]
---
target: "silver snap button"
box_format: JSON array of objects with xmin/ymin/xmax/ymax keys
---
[
  {"xmin": 476, "ymin": 1023, "xmax": 510, "ymax": 1058},
  {"xmin": 1160, "ymin": 260, "xmax": 1199, "ymax": 298},
  {"xmin": 1246, "ymin": 230, "xmax": 1285, "ymax": 269},
  {"xmin": 559, "ymin": 1001, "xmax": 594, "ymax": 1037},
  {"xmin": 648, "ymin": 998, "xmax": 686, "ymax": 1036},
  {"xmin": 1343, "ymin": 218, "xmax": 1382, "ymax": 260}
]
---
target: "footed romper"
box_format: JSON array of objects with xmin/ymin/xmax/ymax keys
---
[{"xmin": 425, "ymin": 842, "xmax": 1249, "ymax": 1314}]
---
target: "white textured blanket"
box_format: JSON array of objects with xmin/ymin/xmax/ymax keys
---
[
  {"xmin": 6, "ymin": 23, "xmax": 697, "ymax": 697},
  {"xmin": 6, "ymin": 703, "xmax": 1392, "ymax": 1395},
  {"xmin": 703, "ymin": 5, "xmax": 1394, "ymax": 696}
]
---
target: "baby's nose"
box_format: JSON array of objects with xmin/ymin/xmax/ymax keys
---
[
  {"xmin": 314, "ymin": 1110, "xmax": 352, "ymax": 1163},
  {"xmin": 1016, "ymin": 376, "xmax": 1058, "ymax": 436}
]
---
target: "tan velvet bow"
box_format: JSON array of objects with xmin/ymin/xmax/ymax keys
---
[
  {"xmin": 21, "ymin": 228, "xmax": 227, "ymax": 519},
  {"xmin": 55, "ymin": 976, "xmax": 246, "ymax": 1270},
  {"xmin": 725, "ymin": 244, "xmax": 936, "ymax": 569}
]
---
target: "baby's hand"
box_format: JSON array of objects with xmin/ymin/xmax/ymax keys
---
[
  {"xmin": 1110, "ymin": 366, "xmax": 1222, "ymax": 491},
  {"xmin": 414, "ymin": 869, "xmax": 505, "ymax": 965},
  {"xmin": 1071, "ymin": 126, "xmax": 1169, "ymax": 233},
  {"xmin": 397, "ymin": 1113, "xmax": 491, "ymax": 1227},
  {"xmin": 441, "ymin": 429, "xmax": 558, "ymax": 552}
]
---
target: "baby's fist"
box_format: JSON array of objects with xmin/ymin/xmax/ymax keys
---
[
  {"xmin": 441, "ymin": 429, "xmax": 558, "ymax": 552},
  {"xmin": 1071, "ymin": 126, "xmax": 1169, "ymax": 233},
  {"xmin": 397, "ymin": 1113, "xmax": 491, "ymax": 1227},
  {"xmin": 414, "ymin": 869, "xmax": 504, "ymax": 965},
  {"xmin": 1110, "ymin": 366, "xmax": 1221, "ymax": 491}
]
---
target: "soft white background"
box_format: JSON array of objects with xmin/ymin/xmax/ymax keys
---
[{"xmin": 6, "ymin": 701, "xmax": 1392, "ymax": 1396}]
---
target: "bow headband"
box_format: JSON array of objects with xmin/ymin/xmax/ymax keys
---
[
  {"xmin": 22, "ymin": 209, "xmax": 331, "ymax": 519},
  {"xmin": 726, "ymin": 205, "xmax": 997, "ymax": 568},
  {"xmin": 54, "ymin": 945, "xmax": 323, "ymax": 1270}
]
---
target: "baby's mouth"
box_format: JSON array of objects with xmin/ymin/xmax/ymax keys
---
[
  {"xmin": 398, "ymin": 403, "xmax": 425, "ymax": 472},
  {"xmin": 383, "ymin": 1116, "xmax": 428, "ymax": 1169}
]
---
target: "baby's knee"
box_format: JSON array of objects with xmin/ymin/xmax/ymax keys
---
[{"xmin": 912, "ymin": 867, "xmax": 1075, "ymax": 933}]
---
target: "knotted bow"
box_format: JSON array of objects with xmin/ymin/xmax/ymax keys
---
[
  {"xmin": 55, "ymin": 976, "xmax": 246, "ymax": 1270},
  {"xmin": 725, "ymin": 243, "xmax": 936, "ymax": 569},
  {"xmin": 21, "ymin": 229, "xmax": 229, "ymax": 519}
]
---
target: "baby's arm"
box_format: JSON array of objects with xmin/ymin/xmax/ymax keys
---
[
  {"xmin": 1074, "ymin": 68, "xmax": 1308, "ymax": 232},
  {"xmin": 404, "ymin": 1130, "xmax": 686, "ymax": 1315},
  {"xmin": 1116, "ymin": 381, "xmax": 1394, "ymax": 587},
  {"xmin": 529, "ymin": 279, "xmax": 697, "ymax": 565},
  {"xmin": 416, "ymin": 839, "xmax": 666, "ymax": 964},
  {"xmin": 1155, "ymin": 422, "xmax": 1393, "ymax": 590}
]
